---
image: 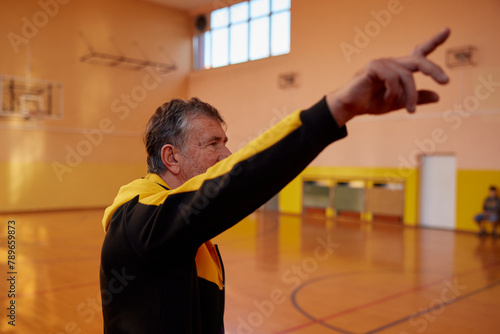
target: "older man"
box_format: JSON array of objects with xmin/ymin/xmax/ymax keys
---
[{"xmin": 100, "ymin": 28, "xmax": 451, "ymax": 333}]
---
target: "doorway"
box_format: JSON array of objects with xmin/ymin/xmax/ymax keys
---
[{"xmin": 419, "ymin": 155, "xmax": 457, "ymax": 229}]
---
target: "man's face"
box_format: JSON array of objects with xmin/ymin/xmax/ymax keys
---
[
  {"xmin": 177, "ymin": 116, "xmax": 231, "ymax": 182},
  {"xmin": 489, "ymin": 189, "xmax": 497, "ymax": 198}
]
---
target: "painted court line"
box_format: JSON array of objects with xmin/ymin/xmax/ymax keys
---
[
  {"xmin": 275, "ymin": 262, "xmax": 500, "ymax": 334},
  {"xmin": 365, "ymin": 279, "xmax": 500, "ymax": 334},
  {"xmin": 277, "ymin": 273, "xmax": 447, "ymax": 334}
]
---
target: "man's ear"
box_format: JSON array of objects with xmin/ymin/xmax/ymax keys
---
[{"xmin": 161, "ymin": 144, "xmax": 180, "ymax": 175}]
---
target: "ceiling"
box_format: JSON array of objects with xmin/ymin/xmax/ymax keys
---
[{"xmin": 140, "ymin": 0, "xmax": 216, "ymax": 12}]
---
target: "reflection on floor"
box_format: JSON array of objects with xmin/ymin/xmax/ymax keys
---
[{"xmin": 0, "ymin": 209, "xmax": 499, "ymax": 334}]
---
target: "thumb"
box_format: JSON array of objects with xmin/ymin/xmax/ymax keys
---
[{"xmin": 416, "ymin": 90, "xmax": 440, "ymax": 106}]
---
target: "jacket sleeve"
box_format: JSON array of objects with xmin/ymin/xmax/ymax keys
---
[{"xmin": 123, "ymin": 97, "xmax": 347, "ymax": 261}]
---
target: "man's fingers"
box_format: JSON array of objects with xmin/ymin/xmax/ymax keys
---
[
  {"xmin": 397, "ymin": 56, "xmax": 449, "ymax": 84},
  {"xmin": 383, "ymin": 60, "xmax": 418, "ymax": 112},
  {"xmin": 371, "ymin": 59, "xmax": 442, "ymax": 113},
  {"xmin": 335, "ymin": 28, "xmax": 451, "ymax": 118},
  {"xmin": 406, "ymin": 28, "xmax": 451, "ymax": 84},
  {"xmin": 411, "ymin": 27, "xmax": 451, "ymax": 57},
  {"xmin": 417, "ymin": 90, "xmax": 440, "ymax": 105},
  {"xmin": 372, "ymin": 61, "xmax": 401, "ymax": 107}
]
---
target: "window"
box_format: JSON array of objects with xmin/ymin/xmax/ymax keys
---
[{"xmin": 193, "ymin": 0, "xmax": 291, "ymax": 70}]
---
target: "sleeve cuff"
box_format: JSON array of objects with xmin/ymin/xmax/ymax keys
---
[{"xmin": 299, "ymin": 96, "xmax": 348, "ymax": 147}]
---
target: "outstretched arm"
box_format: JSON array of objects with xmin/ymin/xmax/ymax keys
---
[
  {"xmin": 327, "ymin": 28, "xmax": 451, "ymax": 127},
  {"xmin": 109, "ymin": 29, "xmax": 452, "ymax": 259}
]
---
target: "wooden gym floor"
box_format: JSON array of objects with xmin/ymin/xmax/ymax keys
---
[{"xmin": 1, "ymin": 209, "xmax": 499, "ymax": 334}]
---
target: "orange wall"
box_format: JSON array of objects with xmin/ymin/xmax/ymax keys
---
[
  {"xmin": 1, "ymin": 0, "xmax": 190, "ymax": 211},
  {"xmin": 2, "ymin": 0, "xmax": 500, "ymax": 214},
  {"xmin": 187, "ymin": 0, "xmax": 500, "ymax": 232},
  {"xmin": 188, "ymin": 0, "xmax": 500, "ymax": 171}
]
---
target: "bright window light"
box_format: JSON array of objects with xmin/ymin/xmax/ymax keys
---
[
  {"xmin": 194, "ymin": 0, "xmax": 290, "ymax": 70},
  {"xmin": 211, "ymin": 8, "xmax": 229, "ymax": 28},
  {"xmin": 212, "ymin": 28, "xmax": 229, "ymax": 67},
  {"xmin": 272, "ymin": 0, "xmax": 290, "ymax": 12},
  {"xmin": 271, "ymin": 11, "xmax": 290, "ymax": 56},
  {"xmin": 250, "ymin": 16, "xmax": 270, "ymax": 60},
  {"xmin": 250, "ymin": 0, "xmax": 270, "ymax": 18},
  {"xmin": 230, "ymin": 23, "xmax": 249, "ymax": 64},
  {"xmin": 231, "ymin": 2, "xmax": 249, "ymax": 23}
]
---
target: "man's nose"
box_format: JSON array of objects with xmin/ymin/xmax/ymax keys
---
[{"xmin": 218, "ymin": 146, "xmax": 232, "ymax": 161}]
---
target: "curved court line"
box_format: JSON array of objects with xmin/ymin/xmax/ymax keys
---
[
  {"xmin": 365, "ymin": 279, "xmax": 500, "ymax": 334},
  {"xmin": 276, "ymin": 271, "xmax": 370, "ymax": 334},
  {"xmin": 277, "ymin": 262, "xmax": 500, "ymax": 334},
  {"xmin": 287, "ymin": 271, "xmax": 423, "ymax": 334}
]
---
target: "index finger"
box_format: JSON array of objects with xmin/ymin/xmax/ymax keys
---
[{"xmin": 411, "ymin": 28, "xmax": 451, "ymax": 57}]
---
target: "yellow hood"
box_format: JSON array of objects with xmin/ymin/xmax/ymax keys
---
[{"xmin": 102, "ymin": 173, "xmax": 170, "ymax": 232}]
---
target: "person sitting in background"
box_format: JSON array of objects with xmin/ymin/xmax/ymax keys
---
[{"xmin": 474, "ymin": 186, "xmax": 500, "ymax": 237}]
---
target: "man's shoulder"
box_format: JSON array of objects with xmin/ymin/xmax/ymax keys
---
[{"xmin": 103, "ymin": 174, "xmax": 170, "ymax": 231}]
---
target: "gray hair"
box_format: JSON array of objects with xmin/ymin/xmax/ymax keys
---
[{"xmin": 143, "ymin": 97, "xmax": 225, "ymax": 175}]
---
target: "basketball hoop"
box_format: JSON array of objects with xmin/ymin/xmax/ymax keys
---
[{"xmin": 0, "ymin": 76, "xmax": 63, "ymax": 120}]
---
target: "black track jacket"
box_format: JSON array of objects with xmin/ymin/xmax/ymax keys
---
[{"xmin": 100, "ymin": 97, "xmax": 347, "ymax": 333}]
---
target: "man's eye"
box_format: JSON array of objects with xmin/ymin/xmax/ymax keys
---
[{"xmin": 210, "ymin": 142, "xmax": 217, "ymax": 146}]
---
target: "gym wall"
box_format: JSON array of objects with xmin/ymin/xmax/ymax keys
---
[
  {"xmin": 1, "ymin": 0, "xmax": 190, "ymax": 212},
  {"xmin": 188, "ymin": 0, "xmax": 500, "ymax": 231},
  {"xmin": 2, "ymin": 0, "xmax": 500, "ymax": 232}
]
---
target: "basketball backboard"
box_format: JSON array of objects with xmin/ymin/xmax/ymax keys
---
[{"xmin": 0, "ymin": 75, "xmax": 63, "ymax": 119}]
